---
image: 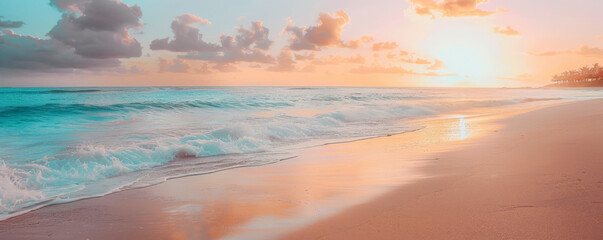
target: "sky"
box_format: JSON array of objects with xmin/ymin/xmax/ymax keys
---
[{"xmin": 0, "ymin": 0, "xmax": 601, "ymax": 88}]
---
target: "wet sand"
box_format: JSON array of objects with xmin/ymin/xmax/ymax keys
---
[
  {"xmin": 0, "ymin": 99, "xmax": 602, "ymax": 239},
  {"xmin": 287, "ymin": 99, "xmax": 603, "ymax": 239}
]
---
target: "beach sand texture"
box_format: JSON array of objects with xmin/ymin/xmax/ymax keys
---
[
  {"xmin": 0, "ymin": 99, "xmax": 601, "ymax": 239},
  {"xmin": 287, "ymin": 99, "xmax": 603, "ymax": 240}
]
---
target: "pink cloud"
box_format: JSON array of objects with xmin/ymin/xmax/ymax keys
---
[
  {"xmin": 176, "ymin": 21, "xmax": 276, "ymax": 68},
  {"xmin": 528, "ymin": 45, "xmax": 603, "ymax": 58},
  {"xmin": 0, "ymin": 19, "xmax": 23, "ymax": 28},
  {"xmin": 371, "ymin": 42, "xmax": 399, "ymax": 51},
  {"xmin": 281, "ymin": 10, "xmax": 372, "ymax": 51},
  {"xmin": 351, "ymin": 65, "xmax": 415, "ymax": 74},
  {"xmin": 158, "ymin": 57, "xmax": 191, "ymax": 73},
  {"xmin": 527, "ymin": 50, "xmax": 572, "ymax": 57},
  {"xmin": 493, "ymin": 26, "xmax": 519, "ymax": 36},
  {"xmin": 48, "ymin": 0, "xmax": 143, "ymax": 59},
  {"xmin": 402, "ymin": 57, "xmax": 431, "ymax": 64},
  {"xmin": 409, "ymin": 0, "xmax": 506, "ymax": 18},
  {"xmin": 268, "ymin": 49, "xmax": 297, "ymax": 72},
  {"xmin": 294, "ymin": 52, "xmax": 317, "ymax": 60},
  {"xmin": 351, "ymin": 63, "xmax": 456, "ymax": 76},
  {"xmin": 313, "ymin": 55, "xmax": 366, "ymax": 65},
  {"xmin": 150, "ymin": 14, "xmax": 218, "ymax": 52},
  {"xmin": 0, "ymin": 30, "xmax": 119, "ymax": 69},
  {"xmin": 576, "ymin": 45, "xmax": 603, "ymax": 57},
  {"xmin": 427, "ymin": 59, "xmax": 447, "ymax": 70}
]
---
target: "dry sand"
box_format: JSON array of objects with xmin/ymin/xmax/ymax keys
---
[
  {"xmin": 286, "ymin": 99, "xmax": 603, "ymax": 240},
  {"xmin": 0, "ymin": 99, "xmax": 601, "ymax": 239}
]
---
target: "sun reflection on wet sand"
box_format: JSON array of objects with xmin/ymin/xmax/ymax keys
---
[
  {"xmin": 448, "ymin": 116, "xmax": 471, "ymax": 140},
  {"xmin": 0, "ymin": 112, "xmax": 500, "ymax": 240},
  {"xmin": 136, "ymin": 115, "xmax": 494, "ymax": 240}
]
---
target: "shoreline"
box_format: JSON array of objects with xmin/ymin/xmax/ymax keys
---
[
  {"xmin": 286, "ymin": 99, "xmax": 603, "ymax": 239},
  {"xmin": 1, "ymin": 99, "xmax": 601, "ymax": 239}
]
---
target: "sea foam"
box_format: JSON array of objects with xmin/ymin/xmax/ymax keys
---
[{"xmin": 0, "ymin": 87, "xmax": 599, "ymax": 220}]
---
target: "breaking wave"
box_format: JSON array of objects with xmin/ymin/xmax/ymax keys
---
[{"xmin": 0, "ymin": 87, "xmax": 597, "ymax": 220}]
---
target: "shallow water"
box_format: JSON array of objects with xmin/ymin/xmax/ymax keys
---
[{"xmin": 0, "ymin": 87, "xmax": 600, "ymax": 220}]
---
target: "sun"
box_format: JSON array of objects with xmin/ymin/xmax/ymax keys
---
[
  {"xmin": 422, "ymin": 22, "xmax": 505, "ymax": 84},
  {"xmin": 437, "ymin": 43, "xmax": 492, "ymax": 77}
]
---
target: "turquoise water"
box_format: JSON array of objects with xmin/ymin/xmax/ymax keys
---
[{"xmin": 0, "ymin": 87, "xmax": 600, "ymax": 220}]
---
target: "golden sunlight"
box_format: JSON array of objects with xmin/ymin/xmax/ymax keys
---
[
  {"xmin": 1, "ymin": 1, "xmax": 603, "ymax": 239},
  {"xmin": 423, "ymin": 22, "xmax": 504, "ymax": 85}
]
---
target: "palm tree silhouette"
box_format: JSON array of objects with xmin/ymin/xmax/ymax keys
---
[{"xmin": 550, "ymin": 63, "xmax": 603, "ymax": 87}]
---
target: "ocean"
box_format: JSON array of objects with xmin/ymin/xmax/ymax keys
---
[{"xmin": 0, "ymin": 87, "xmax": 600, "ymax": 220}]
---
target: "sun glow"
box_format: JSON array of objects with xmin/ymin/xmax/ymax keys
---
[
  {"xmin": 422, "ymin": 22, "xmax": 506, "ymax": 86},
  {"xmin": 438, "ymin": 43, "xmax": 492, "ymax": 77}
]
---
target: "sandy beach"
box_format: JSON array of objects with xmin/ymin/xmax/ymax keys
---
[
  {"xmin": 1, "ymin": 99, "xmax": 602, "ymax": 239},
  {"xmin": 3, "ymin": 0, "xmax": 602, "ymax": 239},
  {"xmin": 287, "ymin": 99, "xmax": 603, "ymax": 239}
]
